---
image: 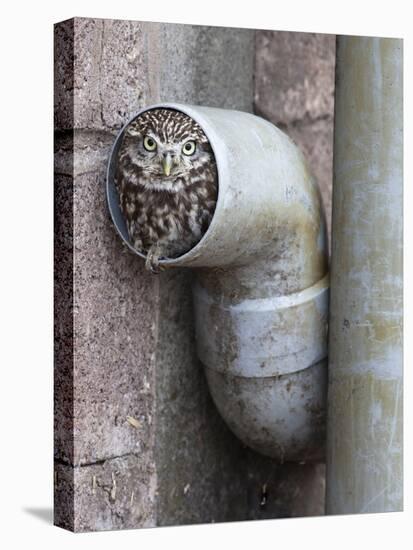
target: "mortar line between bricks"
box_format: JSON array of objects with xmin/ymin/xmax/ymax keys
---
[
  {"xmin": 98, "ymin": 20, "xmax": 106, "ymax": 128},
  {"xmin": 54, "ymin": 451, "xmax": 138, "ymax": 469},
  {"xmin": 254, "ymin": 105, "xmax": 333, "ymax": 129},
  {"xmin": 55, "ymin": 170, "xmax": 103, "ymax": 177},
  {"xmin": 277, "ymin": 113, "xmax": 333, "ymax": 129},
  {"xmin": 55, "ymin": 129, "xmax": 117, "ymax": 138}
]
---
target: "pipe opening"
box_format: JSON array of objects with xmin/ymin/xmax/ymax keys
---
[{"xmin": 107, "ymin": 106, "xmax": 220, "ymax": 269}]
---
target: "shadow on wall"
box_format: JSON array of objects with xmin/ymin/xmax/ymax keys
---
[{"xmin": 23, "ymin": 508, "xmax": 53, "ymax": 524}]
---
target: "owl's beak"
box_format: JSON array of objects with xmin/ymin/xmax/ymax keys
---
[{"xmin": 162, "ymin": 154, "xmax": 173, "ymax": 177}]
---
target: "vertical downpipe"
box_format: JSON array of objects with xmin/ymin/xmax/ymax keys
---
[{"xmin": 326, "ymin": 37, "xmax": 403, "ymax": 514}]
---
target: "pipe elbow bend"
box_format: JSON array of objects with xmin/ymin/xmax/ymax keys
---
[{"xmin": 108, "ymin": 103, "xmax": 329, "ymax": 463}]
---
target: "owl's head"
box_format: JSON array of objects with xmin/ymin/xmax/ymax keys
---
[{"xmin": 118, "ymin": 108, "xmax": 216, "ymax": 192}]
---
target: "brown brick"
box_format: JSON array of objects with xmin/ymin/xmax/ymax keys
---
[{"xmin": 255, "ymin": 30, "xmax": 336, "ymax": 124}]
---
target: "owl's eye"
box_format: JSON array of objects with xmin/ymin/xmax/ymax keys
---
[
  {"xmin": 143, "ymin": 136, "xmax": 157, "ymax": 152},
  {"xmin": 182, "ymin": 140, "xmax": 196, "ymax": 156}
]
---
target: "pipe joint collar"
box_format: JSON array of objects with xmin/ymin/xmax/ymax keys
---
[{"xmin": 194, "ymin": 274, "xmax": 329, "ymax": 378}]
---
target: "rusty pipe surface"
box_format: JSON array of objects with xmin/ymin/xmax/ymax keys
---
[
  {"xmin": 326, "ymin": 38, "xmax": 403, "ymax": 513},
  {"xmin": 107, "ymin": 103, "xmax": 329, "ymax": 462}
]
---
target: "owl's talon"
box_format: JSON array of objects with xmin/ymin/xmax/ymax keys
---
[
  {"xmin": 145, "ymin": 256, "xmax": 158, "ymax": 274},
  {"xmin": 149, "ymin": 263, "xmax": 161, "ymax": 275},
  {"xmin": 145, "ymin": 246, "xmax": 163, "ymax": 274}
]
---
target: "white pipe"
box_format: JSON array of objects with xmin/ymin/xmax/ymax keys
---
[
  {"xmin": 326, "ymin": 37, "xmax": 403, "ymax": 512},
  {"xmin": 107, "ymin": 103, "xmax": 329, "ymax": 462}
]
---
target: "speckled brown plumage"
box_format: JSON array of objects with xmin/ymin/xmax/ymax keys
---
[{"xmin": 115, "ymin": 108, "xmax": 218, "ymax": 272}]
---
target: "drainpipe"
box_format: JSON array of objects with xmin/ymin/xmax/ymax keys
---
[
  {"xmin": 107, "ymin": 103, "xmax": 329, "ymax": 462},
  {"xmin": 326, "ymin": 37, "xmax": 403, "ymax": 513}
]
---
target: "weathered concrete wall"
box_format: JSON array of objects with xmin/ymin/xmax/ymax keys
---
[
  {"xmin": 254, "ymin": 31, "xmax": 336, "ymax": 242},
  {"xmin": 55, "ymin": 19, "xmax": 159, "ymax": 531},
  {"xmin": 54, "ymin": 18, "xmax": 330, "ymax": 532}
]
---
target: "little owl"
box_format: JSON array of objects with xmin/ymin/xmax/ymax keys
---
[{"xmin": 115, "ymin": 108, "xmax": 218, "ymax": 273}]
